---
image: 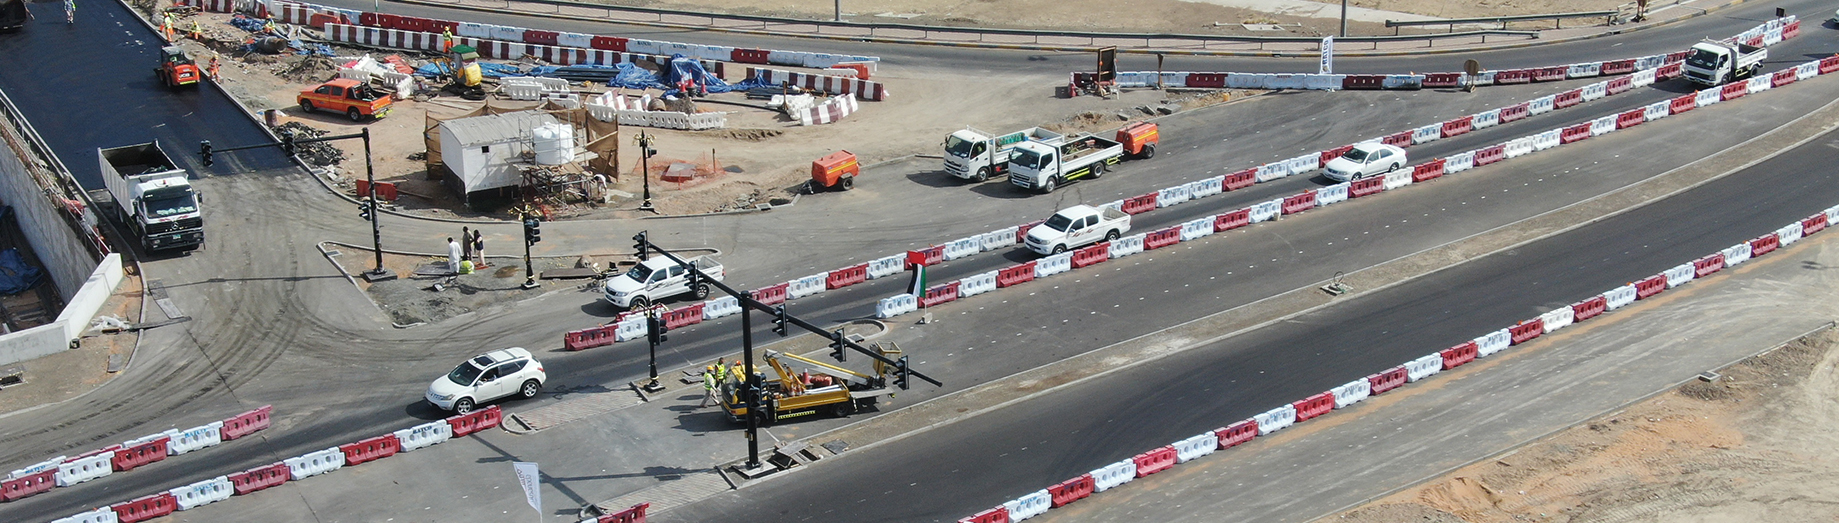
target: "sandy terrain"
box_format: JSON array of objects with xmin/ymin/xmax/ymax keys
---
[
  {"xmin": 584, "ymin": 0, "xmax": 1632, "ymax": 35},
  {"xmin": 1329, "ymin": 328, "xmax": 1839, "ymax": 523}
]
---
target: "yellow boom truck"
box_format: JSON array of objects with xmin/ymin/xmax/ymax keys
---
[{"xmin": 722, "ymin": 344, "xmax": 902, "ymax": 425}]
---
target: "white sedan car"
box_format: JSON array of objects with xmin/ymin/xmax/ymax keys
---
[
  {"xmin": 426, "ymin": 348, "xmax": 547, "ymax": 414},
  {"xmin": 1322, "ymin": 143, "xmax": 1407, "ymax": 182}
]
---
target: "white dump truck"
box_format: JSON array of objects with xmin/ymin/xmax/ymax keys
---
[
  {"xmin": 1683, "ymin": 39, "xmax": 1766, "ymax": 86},
  {"xmin": 603, "ymin": 255, "xmax": 725, "ymax": 309},
  {"xmin": 98, "ymin": 142, "xmax": 205, "ymax": 252},
  {"xmin": 1024, "ymin": 204, "xmax": 1132, "ymax": 255},
  {"xmin": 942, "ymin": 127, "xmax": 1064, "ymax": 182}
]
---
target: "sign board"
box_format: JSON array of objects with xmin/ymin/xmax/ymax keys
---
[{"xmin": 1096, "ymin": 46, "xmax": 1118, "ymax": 82}]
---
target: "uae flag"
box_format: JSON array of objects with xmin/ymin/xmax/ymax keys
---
[{"xmin": 906, "ymin": 250, "xmax": 929, "ymax": 297}]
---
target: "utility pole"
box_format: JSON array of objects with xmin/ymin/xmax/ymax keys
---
[
  {"xmin": 201, "ymin": 128, "xmax": 394, "ymax": 281},
  {"xmin": 1340, "ymin": 0, "xmax": 1349, "ymax": 37}
]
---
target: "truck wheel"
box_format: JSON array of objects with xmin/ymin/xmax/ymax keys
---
[
  {"xmin": 692, "ymin": 283, "xmax": 710, "ymax": 300},
  {"xmin": 831, "ymin": 402, "xmax": 853, "ymax": 418},
  {"xmin": 347, "ymin": 108, "xmax": 364, "ymax": 122},
  {"xmin": 1051, "ymin": 244, "xmax": 1067, "ymax": 254},
  {"xmin": 1106, "ymin": 230, "xmax": 1120, "ymax": 242},
  {"xmin": 1090, "ymin": 162, "xmax": 1105, "ymax": 179},
  {"xmin": 627, "ymin": 296, "xmax": 649, "ymax": 310},
  {"xmin": 1040, "ymin": 177, "xmax": 1057, "ymax": 193},
  {"xmin": 974, "ymin": 167, "xmax": 990, "ymax": 182},
  {"xmin": 1139, "ymin": 143, "xmax": 1156, "ymax": 159},
  {"xmin": 299, "ymin": 100, "xmax": 313, "ymax": 113},
  {"xmin": 840, "ymin": 176, "xmax": 853, "ymax": 190}
]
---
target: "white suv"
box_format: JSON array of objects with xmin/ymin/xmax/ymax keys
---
[{"xmin": 426, "ymin": 348, "xmax": 546, "ymax": 414}]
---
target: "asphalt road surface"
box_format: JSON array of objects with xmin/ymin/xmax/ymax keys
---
[{"xmin": 0, "ymin": 0, "xmax": 1834, "ymax": 520}]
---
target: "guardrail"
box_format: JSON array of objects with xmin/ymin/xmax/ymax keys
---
[
  {"xmin": 400, "ymin": 0, "xmax": 1538, "ymax": 52},
  {"xmin": 1386, "ymin": 10, "xmax": 1620, "ymax": 33}
]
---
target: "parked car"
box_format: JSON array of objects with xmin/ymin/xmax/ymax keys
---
[
  {"xmin": 426, "ymin": 348, "xmax": 546, "ymax": 414},
  {"xmin": 1322, "ymin": 143, "xmax": 1407, "ymax": 182}
]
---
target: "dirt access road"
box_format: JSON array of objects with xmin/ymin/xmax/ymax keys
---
[{"xmin": 1329, "ymin": 327, "xmax": 1839, "ymax": 523}]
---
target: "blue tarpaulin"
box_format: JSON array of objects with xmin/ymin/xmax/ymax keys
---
[
  {"xmin": 414, "ymin": 61, "xmax": 523, "ymax": 79},
  {"xmin": 0, "ymin": 249, "xmax": 42, "ymax": 296}
]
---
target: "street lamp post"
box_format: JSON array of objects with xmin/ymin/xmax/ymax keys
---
[{"xmin": 1340, "ymin": 0, "xmax": 1349, "ymax": 37}]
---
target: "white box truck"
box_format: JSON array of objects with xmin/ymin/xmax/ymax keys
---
[
  {"xmin": 1683, "ymin": 39, "xmax": 1766, "ymax": 86},
  {"xmin": 99, "ymin": 142, "xmax": 204, "ymax": 252}
]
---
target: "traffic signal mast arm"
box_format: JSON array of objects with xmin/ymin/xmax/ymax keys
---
[{"xmin": 643, "ymin": 238, "xmax": 943, "ymax": 389}]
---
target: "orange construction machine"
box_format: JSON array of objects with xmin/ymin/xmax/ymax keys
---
[
  {"xmin": 810, "ymin": 150, "xmax": 858, "ymax": 192},
  {"xmin": 157, "ymin": 46, "xmax": 202, "ymax": 89}
]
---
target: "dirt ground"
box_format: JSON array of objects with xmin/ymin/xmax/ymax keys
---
[
  {"xmin": 0, "ymin": 273, "xmax": 142, "ymax": 416},
  {"xmin": 1328, "ymin": 327, "xmax": 1839, "ymax": 523},
  {"xmin": 585, "ymin": 0, "xmax": 1632, "ymax": 35}
]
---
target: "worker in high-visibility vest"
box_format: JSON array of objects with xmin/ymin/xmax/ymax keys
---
[
  {"xmin": 207, "ymin": 55, "xmax": 221, "ymax": 81},
  {"xmin": 698, "ymin": 366, "xmax": 719, "ymax": 407},
  {"xmin": 712, "ymin": 357, "xmax": 728, "ymax": 383},
  {"xmin": 442, "ymin": 27, "xmax": 454, "ymax": 52},
  {"xmin": 188, "ymin": 20, "xmax": 203, "ymax": 40},
  {"xmin": 161, "ymin": 12, "xmax": 176, "ymax": 41}
]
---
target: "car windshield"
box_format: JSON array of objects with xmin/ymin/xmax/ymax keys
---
[
  {"xmin": 1042, "ymin": 213, "xmax": 1075, "ymax": 232},
  {"xmin": 1341, "ymin": 149, "xmax": 1371, "ymax": 163},
  {"xmin": 446, "ymin": 361, "xmax": 484, "ymax": 386},
  {"xmin": 1012, "ymin": 148, "xmax": 1045, "ymax": 170},
  {"xmin": 624, "ymin": 264, "xmax": 654, "ymax": 282},
  {"xmin": 945, "ymin": 135, "xmax": 976, "ymax": 157},
  {"xmin": 1686, "ymin": 49, "xmax": 1722, "ymax": 69},
  {"xmin": 143, "ymin": 192, "xmax": 198, "ymax": 218}
]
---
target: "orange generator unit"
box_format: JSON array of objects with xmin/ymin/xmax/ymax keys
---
[
  {"xmin": 1116, "ymin": 121, "xmax": 1159, "ymax": 159},
  {"xmin": 811, "ymin": 150, "xmax": 859, "ymax": 191}
]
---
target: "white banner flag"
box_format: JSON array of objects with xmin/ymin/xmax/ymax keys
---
[
  {"xmin": 514, "ymin": 462, "xmax": 541, "ymax": 514},
  {"xmin": 1319, "ymin": 36, "xmax": 1334, "ymax": 74}
]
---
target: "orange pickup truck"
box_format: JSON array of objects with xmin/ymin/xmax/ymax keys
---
[{"xmin": 298, "ymin": 79, "xmax": 392, "ymax": 121}]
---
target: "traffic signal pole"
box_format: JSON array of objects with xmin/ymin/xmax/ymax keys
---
[
  {"xmin": 631, "ymin": 231, "xmax": 942, "ymax": 471},
  {"xmin": 201, "ymin": 128, "xmax": 393, "ymax": 281}
]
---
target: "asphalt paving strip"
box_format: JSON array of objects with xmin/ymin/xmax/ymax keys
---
[{"xmin": 654, "ymin": 76, "xmax": 1839, "ymax": 521}]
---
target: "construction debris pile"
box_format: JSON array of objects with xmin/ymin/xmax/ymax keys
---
[{"xmin": 271, "ymin": 122, "xmax": 345, "ymax": 166}]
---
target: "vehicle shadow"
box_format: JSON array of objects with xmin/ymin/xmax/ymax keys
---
[{"xmin": 903, "ymin": 169, "xmax": 972, "ymax": 188}]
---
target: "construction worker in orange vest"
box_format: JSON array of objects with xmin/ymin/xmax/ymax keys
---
[
  {"xmin": 442, "ymin": 27, "xmax": 454, "ymax": 52},
  {"xmin": 207, "ymin": 55, "xmax": 221, "ymax": 81},
  {"xmin": 161, "ymin": 12, "xmax": 176, "ymax": 41}
]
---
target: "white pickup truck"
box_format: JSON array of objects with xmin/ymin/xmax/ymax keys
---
[
  {"xmin": 603, "ymin": 255, "xmax": 725, "ymax": 309},
  {"xmin": 1024, "ymin": 205, "xmax": 1131, "ymax": 255}
]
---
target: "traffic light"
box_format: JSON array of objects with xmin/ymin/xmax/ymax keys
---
[
  {"xmin": 523, "ymin": 218, "xmax": 542, "ymax": 245},
  {"xmin": 771, "ymin": 305, "xmax": 788, "ymax": 336},
  {"xmin": 893, "ymin": 356, "xmax": 911, "ymax": 390},
  {"xmin": 198, "ymin": 141, "xmax": 213, "ymax": 167},
  {"xmin": 632, "ymin": 231, "xmax": 648, "ymax": 260},
  {"xmin": 828, "ymin": 329, "xmax": 847, "ymax": 362},
  {"xmin": 357, "ymin": 198, "xmax": 373, "ymax": 221},
  {"xmin": 647, "ymin": 314, "xmax": 669, "ymax": 344}
]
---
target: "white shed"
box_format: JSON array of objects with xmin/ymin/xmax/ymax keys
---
[{"xmin": 438, "ymin": 110, "xmax": 561, "ymax": 205}]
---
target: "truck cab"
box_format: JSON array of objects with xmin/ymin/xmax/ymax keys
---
[
  {"xmin": 1684, "ymin": 40, "xmax": 1765, "ymax": 86},
  {"xmin": 1025, "ymin": 204, "xmax": 1131, "ymax": 255},
  {"xmin": 943, "ymin": 127, "xmax": 1063, "ymax": 182},
  {"xmin": 298, "ymin": 78, "xmax": 393, "ymax": 121},
  {"xmin": 603, "ymin": 256, "xmax": 723, "ymax": 309},
  {"xmin": 99, "ymin": 142, "xmax": 205, "ymax": 252}
]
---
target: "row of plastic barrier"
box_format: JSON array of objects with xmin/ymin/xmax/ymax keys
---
[
  {"xmin": 1003, "ymin": 490, "xmax": 1052, "ymax": 521},
  {"xmin": 703, "ymin": 295, "xmax": 742, "ymax": 319},
  {"xmin": 960, "ymin": 271, "xmax": 998, "ymax": 298},
  {"xmin": 746, "ymin": 68, "xmax": 889, "ymax": 101},
  {"xmin": 1157, "ymin": 185, "xmax": 1190, "ymax": 207},
  {"xmin": 1254, "ymin": 404, "xmax": 1295, "ymax": 435},
  {"xmin": 875, "ymin": 294, "xmax": 917, "ymax": 318},
  {"xmin": 1442, "ymin": 341, "xmax": 1479, "ymax": 370},
  {"xmin": 613, "ymin": 315, "xmax": 647, "ymax": 342},
  {"xmin": 1541, "ymin": 306, "xmax": 1575, "ymax": 334},
  {"xmin": 787, "ymin": 274, "xmax": 827, "ymax": 300},
  {"xmin": 585, "ymin": 105, "xmax": 729, "ymax": 130},
  {"xmin": 1036, "ymin": 252, "xmax": 1073, "ymax": 278},
  {"xmin": 170, "ymin": 476, "xmax": 233, "ymax": 511},
  {"xmin": 943, "ymin": 236, "xmax": 981, "ymax": 261},
  {"xmin": 394, "ymin": 421, "xmax": 453, "ymax": 452},
  {"xmin": 1330, "ymin": 379, "xmax": 1370, "ymax": 409},
  {"xmin": 1475, "ymin": 329, "xmax": 1511, "ymax": 357},
  {"xmin": 1109, "ymin": 234, "xmax": 1145, "ymax": 258}
]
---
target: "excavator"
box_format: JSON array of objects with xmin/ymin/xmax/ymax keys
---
[
  {"xmin": 721, "ymin": 343, "xmax": 902, "ymax": 425},
  {"xmin": 429, "ymin": 43, "xmax": 485, "ymax": 100}
]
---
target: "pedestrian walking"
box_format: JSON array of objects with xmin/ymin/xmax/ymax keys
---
[
  {"xmin": 447, "ymin": 237, "xmax": 463, "ymax": 274},
  {"xmin": 713, "ymin": 357, "xmax": 727, "ymax": 384},
  {"xmin": 461, "ymin": 227, "xmax": 472, "ymax": 261},
  {"xmin": 698, "ymin": 366, "xmax": 718, "ymax": 407},
  {"xmin": 471, "ymin": 229, "xmax": 485, "ymax": 266},
  {"xmin": 63, "ymin": 0, "xmax": 74, "ymax": 24},
  {"xmin": 161, "ymin": 12, "xmax": 175, "ymax": 40}
]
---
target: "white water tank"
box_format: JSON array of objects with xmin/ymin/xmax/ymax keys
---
[{"xmin": 531, "ymin": 123, "xmax": 575, "ymax": 165}]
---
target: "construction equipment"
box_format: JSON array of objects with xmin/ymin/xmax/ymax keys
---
[
  {"xmin": 430, "ymin": 44, "xmax": 485, "ymax": 100},
  {"xmin": 156, "ymin": 46, "xmax": 202, "ymax": 89},
  {"xmin": 721, "ymin": 343, "xmax": 902, "ymax": 425},
  {"xmin": 0, "ymin": 0, "xmax": 28, "ymax": 32},
  {"xmin": 809, "ymin": 150, "xmax": 858, "ymax": 192}
]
